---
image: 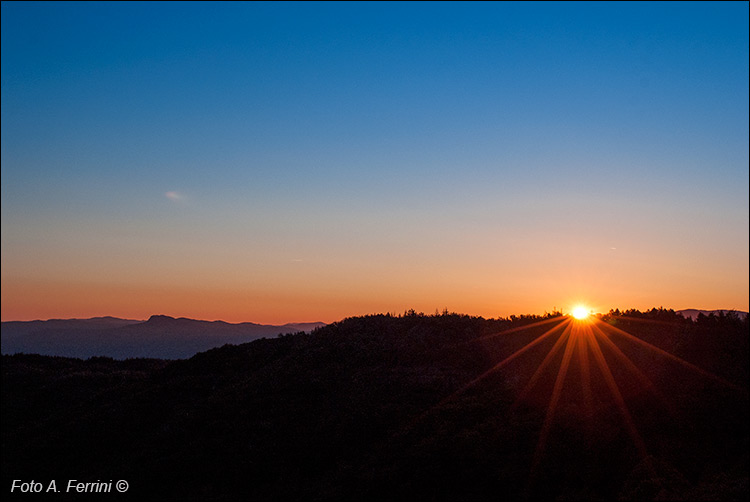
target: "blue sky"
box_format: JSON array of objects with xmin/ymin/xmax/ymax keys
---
[{"xmin": 2, "ymin": 2, "xmax": 748, "ymax": 322}]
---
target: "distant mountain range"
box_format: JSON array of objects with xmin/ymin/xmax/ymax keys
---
[
  {"xmin": 1, "ymin": 315, "xmax": 326, "ymax": 359},
  {"xmin": 3, "ymin": 309, "xmax": 746, "ymax": 360},
  {"xmin": 676, "ymin": 309, "xmax": 748, "ymax": 321}
]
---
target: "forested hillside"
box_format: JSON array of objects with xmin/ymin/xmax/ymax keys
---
[{"xmin": 2, "ymin": 310, "xmax": 748, "ymax": 500}]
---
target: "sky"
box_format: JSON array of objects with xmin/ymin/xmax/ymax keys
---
[{"xmin": 2, "ymin": 1, "xmax": 748, "ymax": 323}]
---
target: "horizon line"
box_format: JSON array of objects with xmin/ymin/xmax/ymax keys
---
[{"xmin": 3, "ymin": 307, "xmax": 748, "ymax": 325}]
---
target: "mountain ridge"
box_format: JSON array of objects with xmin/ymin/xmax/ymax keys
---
[
  {"xmin": 1, "ymin": 315, "xmax": 326, "ymax": 359},
  {"xmin": 676, "ymin": 308, "xmax": 748, "ymax": 320}
]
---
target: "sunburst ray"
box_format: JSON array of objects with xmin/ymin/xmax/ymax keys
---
[
  {"xmin": 513, "ymin": 321, "xmax": 573, "ymax": 408},
  {"xmin": 530, "ymin": 323, "xmax": 579, "ymax": 472},
  {"xmin": 585, "ymin": 322, "xmax": 650, "ymax": 461},
  {"xmin": 596, "ymin": 319, "xmax": 746, "ymax": 393}
]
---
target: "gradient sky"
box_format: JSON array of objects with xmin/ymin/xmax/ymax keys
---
[{"xmin": 2, "ymin": 2, "xmax": 748, "ymax": 323}]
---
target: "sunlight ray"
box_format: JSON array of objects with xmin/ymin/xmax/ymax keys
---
[
  {"xmin": 586, "ymin": 324, "xmax": 650, "ymax": 461},
  {"xmin": 399, "ymin": 317, "xmax": 570, "ymax": 436},
  {"xmin": 530, "ymin": 325, "xmax": 578, "ymax": 473},
  {"xmin": 616, "ymin": 316, "xmax": 685, "ymax": 326},
  {"xmin": 474, "ymin": 316, "xmax": 567, "ymax": 342},
  {"xmin": 513, "ymin": 321, "xmax": 573, "ymax": 407},
  {"xmin": 595, "ymin": 319, "xmax": 746, "ymax": 393},
  {"xmin": 577, "ymin": 326, "xmax": 594, "ymax": 421},
  {"xmin": 590, "ymin": 322, "xmax": 676, "ymax": 416},
  {"xmin": 460, "ymin": 317, "xmax": 570, "ymax": 392},
  {"xmin": 430, "ymin": 318, "xmax": 571, "ymax": 413}
]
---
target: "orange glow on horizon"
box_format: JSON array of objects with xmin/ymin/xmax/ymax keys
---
[{"xmin": 1, "ymin": 269, "xmax": 747, "ymax": 326}]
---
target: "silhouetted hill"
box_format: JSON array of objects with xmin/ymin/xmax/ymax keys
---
[
  {"xmin": 676, "ymin": 309, "xmax": 748, "ymax": 321},
  {"xmin": 1, "ymin": 315, "xmax": 326, "ymax": 359},
  {"xmin": 1, "ymin": 316, "xmax": 142, "ymax": 333},
  {"xmin": 2, "ymin": 310, "xmax": 748, "ymax": 500}
]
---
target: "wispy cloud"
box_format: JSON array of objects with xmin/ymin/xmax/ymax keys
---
[{"xmin": 165, "ymin": 191, "xmax": 184, "ymax": 201}]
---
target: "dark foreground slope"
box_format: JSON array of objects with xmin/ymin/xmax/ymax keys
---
[{"xmin": 2, "ymin": 310, "xmax": 748, "ymax": 500}]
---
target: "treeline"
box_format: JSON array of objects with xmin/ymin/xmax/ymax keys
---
[{"xmin": 603, "ymin": 306, "xmax": 748, "ymax": 324}]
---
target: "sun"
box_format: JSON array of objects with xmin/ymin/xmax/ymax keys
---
[{"xmin": 571, "ymin": 306, "xmax": 589, "ymax": 320}]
